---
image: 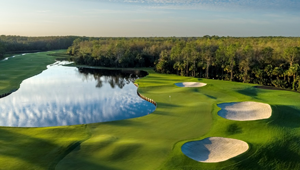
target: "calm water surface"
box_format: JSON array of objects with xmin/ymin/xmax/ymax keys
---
[{"xmin": 0, "ymin": 64, "xmax": 155, "ymax": 127}]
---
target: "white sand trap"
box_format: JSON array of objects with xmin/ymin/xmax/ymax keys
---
[
  {"xmin": 1, "ymin": 57, "xmax": 8, "ymax": 61},
  {"xmin": 175, "ymin": 82, "xmax": 207, "ymax": 87},
  {"xmin": 182, "ymin": 137, "xmax": 249, "ymax": 163},
  {"xmin": 218, "ymin": 101, "xmax": 272, "ymax": 121}
]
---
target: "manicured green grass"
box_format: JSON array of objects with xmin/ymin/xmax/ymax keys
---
[
  {"xmin": 57, "ymin": 69, "xmax": 300, "ymax": 170},
  {"xmin": 0, "ymin": 125, "xmax": 90, "ymax": 169},
  {"xmin": 160, "ymin": 80, "xmax": 300, "ymax": 170},
  {"xmin": 56, "ymin": 70, "xmax": 214, "ymax": 170},
  {"xmin": 0, "ymin": 51, "xmax": 58, "ymax": 94},
  {"xmin": 1, "ymin": 50, "xmax": 300, "ymax": 170}
]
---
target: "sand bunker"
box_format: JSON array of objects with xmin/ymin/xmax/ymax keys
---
[
  {"xmin": 182, "ymin": 137, "xmax": 249, "ymax": 163},
  {"xmin": 1, "ymin": 57, "xmax": 8, "ymax": 61},
  {"xmin": 175, "ymin": 82, "xmax": 207, "ymax": 87},
  {"xmin": 218, "ymin": 101, "xmax": 272, "ymax": 121}
]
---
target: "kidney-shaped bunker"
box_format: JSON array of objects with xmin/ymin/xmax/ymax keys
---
[
  {"xmin": 182, "ymin": 137, "xmax": 249, "ymax": 163},
  {"xmin": 175, "ymin": 82, "xmax": 207, "ymax": 87},
  {"xmin": 217, "ymin": 101, "xmax": 272, "ymax": 121}
]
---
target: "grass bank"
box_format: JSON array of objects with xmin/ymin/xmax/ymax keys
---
[
  {"xmin": 1, "ymin": 51, "xmax": 300, "ymax": 169},
  {"xmin": 0, "ymin": 51, "xmax": 59, "ymax": 94}
]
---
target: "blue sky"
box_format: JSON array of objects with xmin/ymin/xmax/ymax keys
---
[{"xmin": 0, "ymin": 0, "xmax": 299, "ymax": 37}]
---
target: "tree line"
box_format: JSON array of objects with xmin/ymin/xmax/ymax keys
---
[
  {"xmin": 0, "ymin": 35, "xmax": 79, "ymax": 59},
  {"xmin": 0, "ymin": 41, "xmax": 4, "ymax": 58},
  {"xmin": 67, "ymin": 37, "xmax": 170, "ymax": 67},
  {"xmin": 69, "ymin": 36, "xmax": 300, "ymax": 91}
]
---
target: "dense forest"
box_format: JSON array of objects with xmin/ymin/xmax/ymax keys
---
[
  {"xmin": 0, "ymin": 42, "xmax": 4, "ymax": 58},
  {"xmin": 0, "ymin": 35, "xmax": 79, "ymax": 59},
  {"xmin": 67, "ymin": 36, "xmax": 300, "ymax": 91}
]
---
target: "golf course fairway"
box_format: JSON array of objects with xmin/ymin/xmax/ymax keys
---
[{"xmin": 1, "ymin": 51, "xmax": 300, "ymax": 170}]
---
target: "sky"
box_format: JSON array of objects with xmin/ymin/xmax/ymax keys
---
[{"xmin": 0, "ymin": 0, "xmax": 299, "ymax": 37}]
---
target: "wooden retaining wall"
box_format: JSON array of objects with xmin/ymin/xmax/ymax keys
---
[{"xmin": 134, "ymin": 83, "xmax": 157, "ymax": 107}]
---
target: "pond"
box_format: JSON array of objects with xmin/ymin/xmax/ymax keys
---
[{"xmin": 0, "ymin": 64, "xmax": 156, "ymax": 127}]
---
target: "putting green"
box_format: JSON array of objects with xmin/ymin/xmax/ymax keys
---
[{"xmin": 1, "ymin": 51, "xmax": 300, "ymax": 170}]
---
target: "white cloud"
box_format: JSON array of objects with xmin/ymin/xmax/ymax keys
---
[{"xmin": 105, "ymin": 0, "xmax": 300, "ymax": 12}]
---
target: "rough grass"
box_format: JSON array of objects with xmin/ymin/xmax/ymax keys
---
[{"xmin": 1, "ymin": 51, "xmax": 300, "ymax": 170}]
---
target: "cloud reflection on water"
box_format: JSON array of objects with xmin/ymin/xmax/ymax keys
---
[{"xmin": 0, "ymin": 66, "xmax": 155, "ymax": 127}]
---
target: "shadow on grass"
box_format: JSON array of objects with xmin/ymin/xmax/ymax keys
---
[
  {"xmin": 190, "ymin": 88, "xmax": 202, "ymax": 93},
  {"xmin": 204, "ymin": 94, "xmax": 217, "ymax": 100},
  {"xmin": 57, "ymin": 154, "xmax": 119, "ymax": 170},
  {"xmin": 235, "ymin": 87, "xmax": 259, "ymax": 98},
  {"xmin": 234, "ymin": 136, "xmax": 300, "ymax": 170},
  {"xmin": 0, "ymin": 128, "xmax": 105, "ymax": 170},
  {"xmin": 102, "ymin": 119, "xmax": 149, "ymax": 127},
  {"xmin": 226, "ymin": 123, "xmax": 243, "ymax": 135},
  {"xmin": 254, "ymin": 86, "xmax": 284, "ymax": 91},
  {"xmin": 268, "ymin": 105, "xmax": 300, "ymax": 128}
]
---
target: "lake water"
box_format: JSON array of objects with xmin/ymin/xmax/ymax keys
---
[{"xmin": 0, "ymin": 64, "xmax": 156, "ymax": 127}]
